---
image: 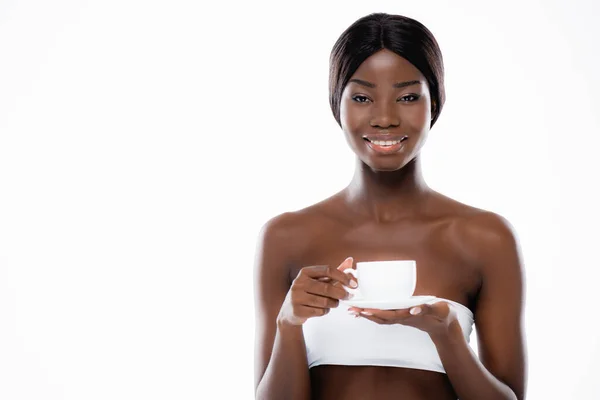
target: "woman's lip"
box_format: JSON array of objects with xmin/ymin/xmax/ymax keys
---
[
  {"xmin": 363, "ymin": 135, "xmax": 409, "ymax": 142},
  {"xmin": 366, "ymin": 140, "xmax": 405, "ymax": 154}
]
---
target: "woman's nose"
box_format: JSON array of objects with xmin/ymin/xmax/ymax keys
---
[{"xmin": 370, "ymin": 103, "xmax": 400, "ymax": 128}]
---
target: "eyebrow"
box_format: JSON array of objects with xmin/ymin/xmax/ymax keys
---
[{"xmin": 348, "ymin": 78, "xmax": 422, "ymax": 89}]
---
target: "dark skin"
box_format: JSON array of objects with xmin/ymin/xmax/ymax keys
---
[{"xmin": 254, "ymin": 49, "xmax": 527, "ymax": 400}]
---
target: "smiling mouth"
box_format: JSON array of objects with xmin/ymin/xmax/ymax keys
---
[
  {"xmin": 363, "ymin": 136, "xmax": 409, "ymax": 147},
  {"xmin": 361, "ymin": 135, "xmax": 408, "ymax": 154}
]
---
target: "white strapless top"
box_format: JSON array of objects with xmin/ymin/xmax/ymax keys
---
[{"xmin": 302, "ymin": 298, "xmax": 474, "ymax": 374}]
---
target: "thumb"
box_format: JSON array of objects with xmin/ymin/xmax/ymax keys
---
[
  {"xmin": 332, "ymin": 257, "xmax": 356, "ymax": 288},
  {"xmin": 410, "ymin": 302, "xmax": 449, "ymax": 317},
  {"xmin": 409, "ymin": 303, "xmax": 433, "ymax": 316},
  {"xmin": 337, "ymin": 256, "xmax": 354, "ymax": 272}
]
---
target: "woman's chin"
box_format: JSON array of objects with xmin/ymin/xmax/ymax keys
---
[{"xmin": 364, "ymin": 160, "xmax": 409, "ymax": 172}]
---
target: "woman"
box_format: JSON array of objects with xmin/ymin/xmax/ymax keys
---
[{"xmin": 254, "ymin": 12, "xmax": 526, "ymax": 400}]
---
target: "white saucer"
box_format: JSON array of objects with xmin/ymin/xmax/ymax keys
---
[{"xmin": 342, "ymin": 295, "xmax": 437, "ymax": 310}]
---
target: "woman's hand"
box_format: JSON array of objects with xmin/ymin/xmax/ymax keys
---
[
  {"xmin": 277, "ymin": 257, "xmax": 357, "ymax": 326},
  {"xmin": 348, "ymin": 301, "xmax": 458, "ymax": 339}
]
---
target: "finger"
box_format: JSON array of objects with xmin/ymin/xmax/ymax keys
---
[
  {"xmin": 299, "ymin": 292, "xmax": 340, "ymax": 309},
  {"xmin": 297, "ymin": 304, "xmax": 330, "ymax": 318},
  {"xmin": 305, "ymin": 279, "xmax": 349, "ymax": 300},
  {"xmin": 303, "ymin": 262, "xmax": 355, "ymax": 288},
  {"xmin": 353, "ymin": 307, "xmax": 409, "ymax": 319},
  {"xmin": 411, "ymin": 302, "xmax": 449, "ymax": 320},
  {"xmin": 409, "ymin": 305, "xmax": 425, "ymax": 316},
  {"xmin": 350, "ymin": 308, "xmax": 411, "ymax": 326},
  {"xmin": 313, "ymin": 265, "xmax": 333, "ymax": 283},
  {"xmin": 336, "ymin": 257, "xmax": 358, "ymax": 288},
  {"xmin": 354, "ymin": 311, "xmax": 389, "ymax": 325},
  {"xmin": 430, "ymin": 301, "xmax": 451, "ymax": 316},
  {"xmin": 337, "ymin": 257, "xmax": 354, "ymax": 272},
  {"xmin": 312, "ymin": 307, "xmax": 330, "ymax": 317},
  {"xmin": 316, "ymin": 276, "xmax": 344, "ymax": 288}
]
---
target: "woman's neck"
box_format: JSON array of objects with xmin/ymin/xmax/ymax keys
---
[{"xmin": 343, "ymin": 156, "xmax": 432, "ymax": 223}]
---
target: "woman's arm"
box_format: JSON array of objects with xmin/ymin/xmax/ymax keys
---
[
  {"xmin": 253, "ymin": 214, "xmax": 311, "ymax": 400},
  {"xmin": 432, "ymin": 212, "xmax": 527, "ymax": 400}
]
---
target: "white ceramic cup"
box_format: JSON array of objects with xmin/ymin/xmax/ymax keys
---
[{"xmin": 345, "ymin": 260, "xmax": 417, "ymax": 301}]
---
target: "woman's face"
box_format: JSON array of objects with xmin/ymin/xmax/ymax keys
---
[{"xmin": 339, "ymin": 49, "xmax": 433, "ymax": 172}]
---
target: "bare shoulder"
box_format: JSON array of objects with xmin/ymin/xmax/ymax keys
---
[
  {"xmin": 257, "ymin": 196, "xmax": 342, "ymax": 262},
  {"xmin": 431, "ymin": 192, "xmax": 520, "ymax": 264},
  {"xmin": 257, "ymin": 210, "xmax": 309, "ymax": 256}
]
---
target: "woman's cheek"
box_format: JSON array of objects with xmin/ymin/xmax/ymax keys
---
[
  {"xmin": 344, "ymin": 105, "xmax": 368, "ymax": 131},
  {"xmin": 402, "ymin": 105, "xmax": 430, "ymax": 131}
]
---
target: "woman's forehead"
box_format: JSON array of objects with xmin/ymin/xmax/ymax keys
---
[{"xmin": 350, "ymin": 49, "xmax": 424, "ymax": 83}]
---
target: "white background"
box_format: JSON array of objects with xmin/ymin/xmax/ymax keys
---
[{"xmin": 1, "ymin": 0, "xmax": 599, "ymax": 399}]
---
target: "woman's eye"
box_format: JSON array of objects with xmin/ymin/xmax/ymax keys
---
[
  {"xmin": 398, "ymin": 94, "xmax": 420, "ymax": 102},
  {"xmin": 352, "ymin": 95, "xmax": 371, "ymax": 103}
]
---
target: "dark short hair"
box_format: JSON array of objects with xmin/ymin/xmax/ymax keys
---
[{"xmin": 329, "ymin": 13, "xmax": 445, "ymax": 128}]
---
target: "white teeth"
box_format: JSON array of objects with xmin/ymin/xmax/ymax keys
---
[{"xmin": 372, "ymin": 140, "xmax": 401, "ymax": 146}]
